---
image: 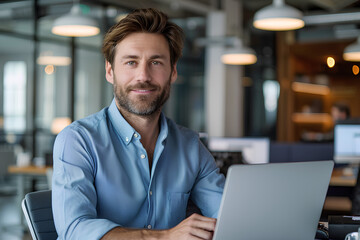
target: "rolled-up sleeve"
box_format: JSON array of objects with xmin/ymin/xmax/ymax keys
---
[
  {"xmin": 52, "ymin": 126, "xmax": 120, "ymax": 240},
  {"xmin": 190, "ymin": 141, "xmax": 225, "ymax": 218}
]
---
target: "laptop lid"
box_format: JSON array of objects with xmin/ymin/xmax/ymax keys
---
[{"xmin": 213, "ymin": 160, "xmax": 334, "ymax": 240}]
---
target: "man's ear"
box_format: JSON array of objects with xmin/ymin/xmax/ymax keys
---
[
  {"xmin": 170, "ymin": 64, "xmax": 178, "ymax": 83},
  {"xmin": 105, "ymin": 61, "xmax": 114, "ymax": 84}
]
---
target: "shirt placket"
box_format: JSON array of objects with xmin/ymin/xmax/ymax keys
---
[{"xmin": 132, "ymin": 132, "xmax": 155, "ymax": 229}]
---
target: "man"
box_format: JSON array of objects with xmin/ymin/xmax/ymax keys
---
[
  {"xmin": 52, "ymin": 8, "xmax": 225, "ymax": 240},
  {"xmin": 331, "ymin": 102, "xmax": 351, "ymax": 123}
]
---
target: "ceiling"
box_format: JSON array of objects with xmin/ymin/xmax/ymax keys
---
[
  {"xmin": 1, "ymin": 0, "xmax": 360, "ymax": 20},
  {"xmin": 0, "ymin": 0, "xmax": 360, "ymax": 54},
  {"xmin": 83, "ymin": 0, "xmax": 360, "ymax": 16}
]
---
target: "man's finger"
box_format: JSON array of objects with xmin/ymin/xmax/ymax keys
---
[
  {"xmin": 190, "ymin": 227, "xmax": 214, "ymax": 240},
  {"xmin": 188, "ymin": 214, "xmax": 217, "ymax": 232}
]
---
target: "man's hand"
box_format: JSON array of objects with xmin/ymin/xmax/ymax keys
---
[
  {"xmin": 165, "ymin": 213, "xmax": 217, "ymax": 240},
  {"xmin": 101, "ymin": 213, "xmax": 217, "ymax": 240}
]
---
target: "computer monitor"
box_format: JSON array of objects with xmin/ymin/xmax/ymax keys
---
[
  {"xmin": 334, "ymin": 124, "xmax": 360, "ymax": 164},
  {"xmin": 207, "ymin": 137, "xmax": 270, "ymax": 164}
]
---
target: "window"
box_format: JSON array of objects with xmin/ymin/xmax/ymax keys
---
[{"xmin": 3, "ymin": 61, "xmax": 27, "ymax": 132}]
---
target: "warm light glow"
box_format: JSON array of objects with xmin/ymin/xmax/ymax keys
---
[
  {"xmin": 221, "ymin": 53, "xmax": 257, "ymax": 65},
  {"xmin": 45, "ymin": 65, "xmax": 55, "ymax": 75},
  {"xmin": 51, "ymin": 117, "xmax": 72, "ymax": 134},
  {"xmin": 253, "ymin": 18, "xmax": 304, "ymax": 31},
  {"xmin": 292, "ymin": 82, "xmax": 330, "ymax": 95},
  {"xmin": 52, "ymin": 25, "xmax": 100, "ymax": 37},
  {"xmin": 37, "ymin": 56, "xmax": 71, "ymax": 66},
  {"xmin": 343, "ymin": 52, "xmax": 360, "ymax": 62},
  {"xmin": 353, "ymin": 65, "xmax": 360, "ymax": 75},
  {"xmin": 327, "ymin": 57, "xmax": 335, "ymax": 68}
]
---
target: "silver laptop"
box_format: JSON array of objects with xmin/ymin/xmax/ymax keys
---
[{"xmin": 213, "ymin": 160, "xmax": 334, "ymax": 240}]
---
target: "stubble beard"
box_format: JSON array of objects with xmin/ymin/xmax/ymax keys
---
[{"xmin": 113, "ymin": 74, "xmax": 171, "ymax": 116}]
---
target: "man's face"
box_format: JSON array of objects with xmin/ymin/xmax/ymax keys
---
[
  {"xmin": 105, "ymin": 32, "xmax": 177, "ymax": 116},
  {"xmin": 331, "ymin": 106, "xmax": 346, "ymax": 122}
]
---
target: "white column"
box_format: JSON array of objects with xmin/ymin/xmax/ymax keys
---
[
  {"xmin": 204, "ymin": 11, "xmax": 226, "ymax": 137},
  {"xmin": 205, "ymin": 0, "xmax": 244, "ymax": 137}
]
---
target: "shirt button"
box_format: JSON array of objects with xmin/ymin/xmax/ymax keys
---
[
  {"xmin": 125, "ymin": 137, "xmax": 129, "ymax": 142},
  {"xmin": 134, "ymin": 133, "xmax": 139, "ymax": 138},
  {"xmin": 141, "ymin": 154, "xmax": 146, "ymax": 159},
  {"xmin": 149, "ymin": 191, "xmax": 153, "ymax": 196},
  {"xmin": 147, "ymin": 225, "xmax": 152, "ymax": 229}
]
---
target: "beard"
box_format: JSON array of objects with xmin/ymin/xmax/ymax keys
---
[{"xmin": 113, "ymin": 74, "xmax": 171, "ymax": 116}]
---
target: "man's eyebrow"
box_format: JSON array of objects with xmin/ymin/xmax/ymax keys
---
[
  {"xmin": 121, "ymin": 55, "xmax": 139, "ymax": 60},
  {"xmin": 120, "ymin": 55, "xmax": 167, "ymax": 60},
  {"xmin": 149, "ymin": 55, "xmax": 166, "ymax": 60}
]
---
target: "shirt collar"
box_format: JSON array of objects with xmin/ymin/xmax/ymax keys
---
[
  {"xmin": 108, "ymin": 98, "xmax": 169, "ymax": 145},
  {"xmin": 158, "ymin": 112, "xmax": 168, "ymax": 144},
  {"xmin": 108, "ymin": 99, "xmax": 136, "ymax": 145}
]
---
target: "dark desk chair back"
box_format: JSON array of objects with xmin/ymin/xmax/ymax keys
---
[{"xmin": 22, "ymin": 190, "xmax": 58, "ymax": 240}]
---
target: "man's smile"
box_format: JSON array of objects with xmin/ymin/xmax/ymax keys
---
[{"xmin": 131, "ymin": 89, "xmax": 155, "ymax": 94}]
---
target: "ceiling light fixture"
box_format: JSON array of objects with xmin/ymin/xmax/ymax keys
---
[
  {"xmin": 52, "ymin": 3, "xmax": 100, "ymax": 37},
  {"xmin": 343, "ymin": 36, "xmax": 360, "ymax": 62},
  {"xmin": 195, "ymin": 37, "xmax": 257, "ymax": 65},
  {"xmin": 37, "ymin": 52, "xmax": 71, "ymax": 66},
  {"xmin": 253, "ymin": 0, "xmax": 304, "ymax": 31},
  {"xmin": 37, "ymin": 56, "xmax": 72, "ymax": 66},
  {"xmin": 221, "ymin": 38, "xmax": 257, "ymax": 65}
]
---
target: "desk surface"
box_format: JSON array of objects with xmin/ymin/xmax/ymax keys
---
[
  {"xmin": 8, "ymin": 165, "xmax": 356, "ymax": 183},
  {"xmin": 330, "ymin": 168, "xmax": 356, "ymax": 187},
  {"xmin": 324, "ymin": 167, "xmax": 356, "ymax": 213},
  {"xmin": 8, "ymin": 165, "xmax": 51, "ymax": 175}
]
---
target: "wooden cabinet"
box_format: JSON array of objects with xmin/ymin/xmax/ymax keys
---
[
  {"xmin": 277, "ymin": 32, "xmax": 360, "ymax": 142},
  {"xmin": 291, "ymin": 81, "xmax": 333, "ymax": 140}
]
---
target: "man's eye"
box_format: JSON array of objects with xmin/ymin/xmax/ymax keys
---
[
  {"xmin": 152, "ymin": 61, "xmax": 160, "ymax": 65},
  {"xmin": 126, "ymin": 61, "xmax": 136, "ymax": 65}
]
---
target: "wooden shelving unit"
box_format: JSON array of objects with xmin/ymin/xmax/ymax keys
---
[
  {"xmin": 292, "ymin": 113, "xmax": 332, "ymax": 125},
  {"xmin": 276, "ymin": 32, "xmax": 360, "ymax": 142},
  {"xmin": 292, "ymin": 82, "xmax": 330, "ymax": 96}
]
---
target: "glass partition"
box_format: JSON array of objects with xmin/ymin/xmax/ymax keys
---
[
  {"xmin": 75, "ymin": 47, "xmax": 108, "ymax": 120},
  {"xmin": 0, "ymin": 0, "xmax": 208, "ymax": 158}
]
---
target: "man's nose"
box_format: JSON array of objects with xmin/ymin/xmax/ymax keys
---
[{"xmin": 136, "ymin": 62, "xmax": 151, "ymax": 82}]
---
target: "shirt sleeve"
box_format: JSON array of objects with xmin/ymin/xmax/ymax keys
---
[
  {"xmin": 190, "ymin": 140, "xmax": 225, "ymax": 218},
  {"xmin": 52, "ymin": 126, "xmax": 120, "ymax": 240}
]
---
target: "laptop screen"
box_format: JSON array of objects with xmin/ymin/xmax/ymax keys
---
[
  {"xmin": 213, "ymin": 161, "xmax": 334, "ymax": 240},
  {"xmin": 334, "ymin": 124, "xmax": 360, "ymax": 163}
]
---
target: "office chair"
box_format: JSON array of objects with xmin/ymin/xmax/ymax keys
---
[{"xmin": 22, "ymin": 190, "xmax": 58, "ymax": 240}]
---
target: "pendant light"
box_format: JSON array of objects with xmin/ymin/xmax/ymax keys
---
[
  {"xmin": 253, "ymin": 0, "xmax": 304, "ymax": 31},
  {"xmin": 343, "ymin": 36, "xmax": 360, "ymax": 62},
  {"xmin": 221, "ymin": 38, "xmax": 257, "ymax": 65},
  {"xmin": 37, "ymin": 52, "xmax": 71, "ymax": 66},
  {"xmin": 196, "ymin": 37, "xmax": 257, "ymax": 65},
  {"xmin": 52, "ymin": 2, "xmax": 100, "ymax": 37}
]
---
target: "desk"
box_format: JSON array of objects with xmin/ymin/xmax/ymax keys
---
[
  {"xmin": 8, "ymin": 165, "xmax": 51, "ymax": 200},
  {"xmin": 8, "ymin": 165, "xmax": 52, "ymax": 228},
  {"xmin": 324, "ymin": 168, "xmax": 357, "ymax": 213},
  {"xmin": 330, "ymin": 168, "xmax": 357, "ymax": 187},
  {"xmin": 8, "ymin": 165, "xmax": 50, "ymax": 175}
]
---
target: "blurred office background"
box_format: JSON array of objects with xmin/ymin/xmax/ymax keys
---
[{"xmin": 1, "ymin": 0, "xmax": 360, "ymax": 239}]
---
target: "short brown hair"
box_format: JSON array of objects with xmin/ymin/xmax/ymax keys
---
[
  {"xmin": 333, "ymin": 102, "xmax": 351, "ymax": 118},
  {"xmin": 102, "ymin": 8, "xmax": 184, "ymax": 68}
]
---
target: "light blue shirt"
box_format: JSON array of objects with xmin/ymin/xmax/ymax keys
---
[{"xmin": 52, "ymin": 99, "xmax": 225, "ymax": 240}]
